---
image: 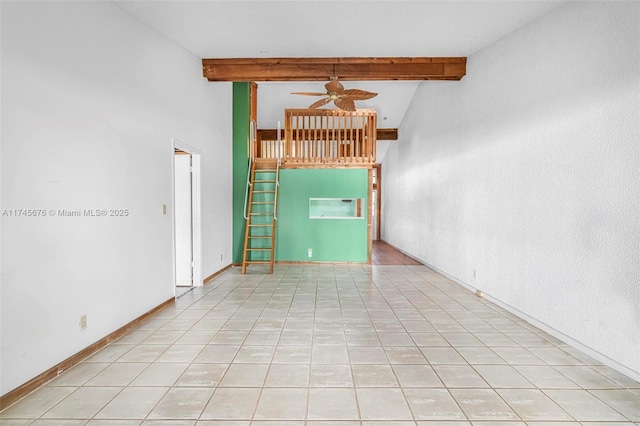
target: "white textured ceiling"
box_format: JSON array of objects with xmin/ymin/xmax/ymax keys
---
[
  {"xmin": 115, "ymin": 1, "xmax": 565, "ymax": 158},
  {"xmin": 115, "ymin": 1, "xmax": 563, "ymax": 58}
]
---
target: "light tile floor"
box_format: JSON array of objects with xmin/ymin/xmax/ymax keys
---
[{"xmin": 2, "ymin": 264, "xmax": 639, "ymax": 425}]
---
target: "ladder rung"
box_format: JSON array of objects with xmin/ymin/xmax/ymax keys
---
[
  {"xmin": 248, "ymin": 236, "xmax": 271, "ymax": 239},
  {"xmin": 245, "ymin": 248, "xmax": 272, "ymax": 251},
  {"xmin": 251, "ymin": 202, "xmax": 275, "ymax": 205},
  {"xmin": 250, "ymin": 212, "xmax": 273, "ymax": 215},
  {"xmin": 246, "ymin": 261, "xmax": 271, "ymax": 264},
  {"xmin": 248, "ymin": 224, "xmax": 272, "ymax": 227},
  {"xmin": 254, "ymin": 180, "xmax": 277, "ymax": 183},
  {"xmin": 253, "ymin": 190, "xmax": 275, "ymax": 193}
]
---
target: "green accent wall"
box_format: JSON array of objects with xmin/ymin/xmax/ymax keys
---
[
  {"xmin": 232, "ymin": 83, "xmax": 369, "ymax": 264},
  {"xmin": 232, "ymin": 82, "xmax": 250, "ymax": 264},
  {"xmin": 275, "ymin": 169, "xmax": 368, "ymax": 262}
]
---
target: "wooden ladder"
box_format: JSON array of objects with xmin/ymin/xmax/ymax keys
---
[{"xmin": 242, "ymin": 159, "xmax": 279, "ymax": 274}]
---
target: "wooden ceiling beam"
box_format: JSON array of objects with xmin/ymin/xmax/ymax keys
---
[
  {"xmin": 258, "ymin": 128, "xmax": 398, "ymax": 141},
  {"xmin": 202, "ymin": 57, "xmax": 466, "ymax": 81},
  {"xmin": 376, "ymin": 128, "xmax": 398, "ymax": 140}
]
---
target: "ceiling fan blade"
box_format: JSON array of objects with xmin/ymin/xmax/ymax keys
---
[
  {"xmin": 342, "ymin": 89, "xmax": 378, "ymax": 101},
  {"xmin": 334, "ymin": 98, "xmax": 356, "ymax": 111},
  {"xmin": 325, "ymin": 78, "xmax": 344, "ymax": 94},
  {"xmin": 291, "ymin": 92, "xmax": 327, "ymax": 96},
  {"xmin": 308, "ymin": 97, "xmax": 332, "ymax": 109}
]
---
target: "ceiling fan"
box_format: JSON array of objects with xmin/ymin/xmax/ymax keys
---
[{"xmin": 291, "ymin": 76, "xmax": 377, "ymax": 111}]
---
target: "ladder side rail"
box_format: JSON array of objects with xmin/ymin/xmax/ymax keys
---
[
  {"xmin": 242, "ymin": 164, "xmax": 256, "ymax": 274},
  {"xmin": 273, "ymin": 159, "xmax": 280, "ymax": 220},
  {"xmin": 243, "ymin": 136, "xmax": 256, "ymax": 220},
  {"xmin": 270, "ymin": 164, "xmax": 280, "ymax": 274},
  {"xmin": 243, "ymin": 157, "xmax": 252, "ymax": 220}
]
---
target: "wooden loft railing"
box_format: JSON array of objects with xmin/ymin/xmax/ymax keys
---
[{"xmin": 256, "ymin": 109, "xmax": 377, "ymax": 167}]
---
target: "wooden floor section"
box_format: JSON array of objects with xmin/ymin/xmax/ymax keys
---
[{"xmin": 372, "ymin": 240, "xmax": 422, "ymax": 265}]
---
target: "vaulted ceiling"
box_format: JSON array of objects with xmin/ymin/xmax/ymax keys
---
[{"xmin": 115, "ymin": 1, "xmax": 565, "ymax": 131}]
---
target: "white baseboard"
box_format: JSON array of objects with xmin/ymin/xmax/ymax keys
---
[{"xmin": 385, "ymin": 243, "xmax": 640, "ymax": 384}]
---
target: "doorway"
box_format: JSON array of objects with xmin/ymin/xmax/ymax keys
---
[
  {"xmin": 372, "ymin": 164, "xmax": 381, "ymax": 240},
  {"xmin": 173, "ymin": 140, "xmax": 202, "ymax": 297}
]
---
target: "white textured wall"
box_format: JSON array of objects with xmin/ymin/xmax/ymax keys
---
[
  {"xmin": 1, "ymin": 2, "xmax": 232, "ymax": 394},
  {"xmin": 383, "ymin": 1, "xmax": 639, "ymax": 378}
]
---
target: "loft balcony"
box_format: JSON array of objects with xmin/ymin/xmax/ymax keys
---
[{"xmin": 255, "ymin": 108, "xmax": 377, "ymax": 168}]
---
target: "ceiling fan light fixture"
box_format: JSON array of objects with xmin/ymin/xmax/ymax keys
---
[{"xmin": 291, "ymin": 76, "xmax": 377, "ymax": 112}]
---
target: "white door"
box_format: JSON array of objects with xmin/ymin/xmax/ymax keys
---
[{"xmin": 174, "ymin": 153, "xmax": 193, "ymax": 287}]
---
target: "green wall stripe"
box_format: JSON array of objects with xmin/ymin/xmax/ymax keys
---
[{"xmin": 232, "ymin": 82, "xmax": 250, "ymax": 264}]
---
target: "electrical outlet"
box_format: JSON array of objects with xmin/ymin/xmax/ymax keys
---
[
  {"xmin": 79, "ymin": 314, "xmax": 87, "ymax": 330},
  {"xmin": 307, "ymin": 248, "xmax": 313, "ymax": 258}
]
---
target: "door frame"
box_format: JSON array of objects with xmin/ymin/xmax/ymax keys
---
[
  {"xmin": 373, "ymin": 164, "xmax": 381, "ymax": 240},
  {"xmin": 172, "ymin": 138, "xmax": 203, "ymax": 288}
]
